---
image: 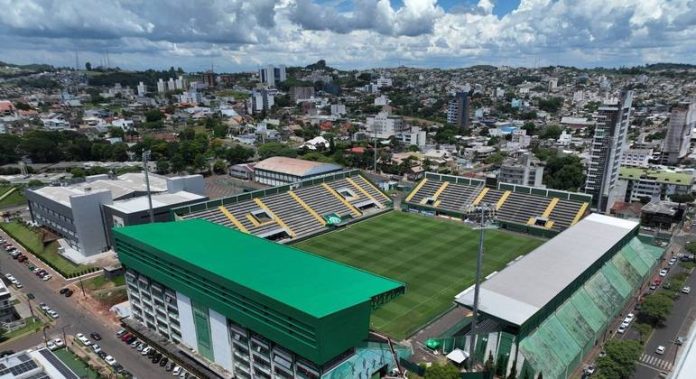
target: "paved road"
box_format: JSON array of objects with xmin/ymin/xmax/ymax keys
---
[
  {"xmin": 631, "ymin": 260, "xmax": 696, "ymax": 379},
  {"xmin": 0, "ymin": 232, "xmax": 171, "ymax": 379}
]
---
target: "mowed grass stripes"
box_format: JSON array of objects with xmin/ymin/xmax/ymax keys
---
[{"xmin": 295, "ymin": 211, "xmax": 544, "ymax": 340}]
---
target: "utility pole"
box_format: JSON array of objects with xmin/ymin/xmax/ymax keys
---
[
  {"xmin": 373, "ymin": 128, "xmax": 378, "ymax": 173},
  {"xmin": 469, "ymin": 204, "xmax": 489, "ymax": 369},
  {"xmin": 143, "ymin": 150, "xmax": 155, "ymax": 223}
]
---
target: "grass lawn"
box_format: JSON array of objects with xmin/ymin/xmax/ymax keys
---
[
  {"xmin": 0, "ymin": 186, "xmax": 26, "ymax": 209},
  {"xmin": 83, "ymin": 274, "xmax": 125, "ymax": 291},
  {"xmin": 53, "ymin": 348, "xmax": 100, "ymax": 379},
  {"xmin": 0, "ymin": 221, "xmax": 95, "ymax": 277},
  {"xmin": 0, "ymin": 318, "xmax": 44, "ymax": 342},
  {"xmin": 295, "ymin": 211, "xmax": 544, "ymax": 339}
]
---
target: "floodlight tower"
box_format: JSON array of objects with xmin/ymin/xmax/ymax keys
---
[{"xmin": 468, "ymin": 202, "xmax": 495, "ymax": 369}]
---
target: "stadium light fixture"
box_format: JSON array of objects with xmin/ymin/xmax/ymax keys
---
[
  {"xmin": 469, "ymin": 202, "xmax": 495, "ymax": 369},
  {"xmin": 142, "ymin": 150, "xmax": 155, "ymax": 223}
]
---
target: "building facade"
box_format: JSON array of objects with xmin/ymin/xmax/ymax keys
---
[
  {"xmin": 116, "ymin": 220, "xmax": 406, "ymax": 379},
  {"xmin": 619, "ymin": 167, "xmax": 694, "ymax": 202},
  {"xmin": 365, "ymin": 111, "xmax": 408, "ymax": 139},
  {"xmin": 499, "ymin": 153, "xmax": 544, "ymax": 187},
  {"xmin": 259, "ymin": 65, "xmax": 287, "ymax": 86},
  {"xmin": 447, "ymin": 92, "xmax": 471, "ymax": 131},
  {"xmin": 253, "ymin": 157, "xmax": 342, "ymax": 186},
  {"xmin": 620, "ymin": 148, "xmax": 652, "ymax": 168},
  {"xmin": 248, "ymin": 90, "xmax": 275, "ymax": 114},
  {"xmin": 662, "ymin": 102, "xmax": 696, "ymax": 165},
  {"xmin": 584, "ymin": 91, "xmax": 633, "ymax": 212}
]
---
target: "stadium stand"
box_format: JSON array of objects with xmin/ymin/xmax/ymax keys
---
[
  {"xmin": 403, "ymin": 172, "xmax": 592, "ymax": 236},
  {"xmin": 172, "ymin": 170, "xmax": 392, "ymax": 242},
  {"xmin": 437, "ymin": 214, "xmax": 664, "ymax": 379}
]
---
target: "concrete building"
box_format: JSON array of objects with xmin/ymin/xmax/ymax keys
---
[
  {"xmin": 116, "ymin": 220, "xmax": 406, "ymax": 379},
  {"xmin": 26, "ymin": 173, "xmax": 205, "ymax": 259},
  {"xmin": 621, "ymin": 148, "xmax": 653, "ymax": 168},
  {"xmin": 289, "ymin": 87, "xmax": 314, "ymax": 102},
  {"xmin": 137, "ymin": 81, "xmax": 146, "ymax": 97},
  {"xmin": 247, "ymin": 90, "xmax": 275, "ymax": 114},
  {"xmin": 447, "ymin": 92, "xmax": 471, "ymax": 131},
  {"xmin": 157, "ymin": 79, "xmax": 166, "ymax": 93},
  {"xmin": 499, "ymin": 153, "xmax": 544, "ymax": 187},
  {"xmin": 330, "ymin": 104, "xmax": 346, "ymax": 116},
  {"xmin": 253, "ymin": 157, "xmax": 342, "ymax": 186},
  {"xmin": 396, "ymin": 127, "xmax": 427, "ymax": 148},
  {"xmin": 365, "ymin": 111, "xmax": 408, "ymax": 139},
  {"xmin": 619, "ymin": 167, "xmax": 694, "ymax": 202},
  {"xmin": 0, "ymin": 280, "xmax": 14, "ymax": 323},
  {"xmin": 259, "ymin": 65, "xmax": 287, "ymax": 86},
  {"xmin": 0, "ymin": 348, "xmax": 80, "ymax": 378},
  {"xmin": 662, "ymin": 102, "xmax": 696, "ymax": 165},
  {"xmin": 584, "ymin": 90, "xmax": 633, "ymax": 212}
]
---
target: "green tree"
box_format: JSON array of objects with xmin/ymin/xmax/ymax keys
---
[
  {"xmin": 424, "ymin": 362, "xmax": 460, "ymax": 379},
  {"xmin": 27, "ymin": 180, "xmax": 44, "ymax": 187},
  {"xmin": 213, "ymin": 160, "xmax": 227, "ymax": 175},
  {"xmin": 597, "ymin": 340, "xmax": 642, "ymax": 379},
  {"xmin": 641, "ymin": 293, "xmax": 672, "ymax": 325},
  {"xmin": 543, "ymin": 155, "xmax": 585, "ymax": 191},
  {"xmin": 85, "ymin": 62, "xmax": 92, "ymax": 71},
  {"xmin": 540, "ymin": 125, "xmax": 563, "ymax": 139},
  {"xmin": 670, "ymin": 193, "xmax": 694, "ymax": 203},
  {"xmin": 70, "ymin": 167, "xmax": 86, "ymax": 178},
  {"xmin": 156, "ymin": 160, "xmax": 170, "ymax": 174},
  {"xmin": 145, "ymin": 109, "xmax": 163, "ymax": 123},
  {"xmin": 257, "ymin": 142, "xmax": 297, "ymax": 160},
  {"xmin": 108, "ymin": 127, "xmax": 125, "ymax": 139},
  {"xmin": 484, "ymin": 152, "xmax": 506, "ymax": 166}
]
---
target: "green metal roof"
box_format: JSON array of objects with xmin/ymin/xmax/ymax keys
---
[
  {"xmin": 619, "ymin": 167, "xmax": 693, "ymax": 185},
  {"xmin": 114, "ymin": 219, "xmax": 404, "ymax": 318}
]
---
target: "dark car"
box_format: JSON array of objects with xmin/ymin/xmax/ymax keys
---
[
  {"xmin": 121, "ymin": 333, "xmax": 132, "ymax": 341},
  {"xmin": 159, "ymin": 357, "xmax": 169, "ymax": 367},
  {"xmin": 125, "ymin": 336, "xmax": 137, "ymax": 344},
  {"xmin": 59, "ymin": 288, "xmax": 68, "ymax": 295},
  {"xmin": 152, "ymin": 354, "xmax": 162, "ymax": 364},
  {"xmin": 65, "ymin": 289, "xmax": 73, "ymax": 297},
  {"xmin": 97, "ymin": 351, "xmax": 108, "ymax": 359},
  {"xmin": 90, "ymin": 333, "xmax": 102, "ymax": 341},
  {"xmin": 166, "ymin": 362, "xmax": 175, "ymax": 371}
]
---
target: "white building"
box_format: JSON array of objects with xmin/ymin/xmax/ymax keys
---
[
  {"xmin": 247, "ymin": 90, "xmax": 275, "ymax": 114},
  {"xmin": 110, "ymin": 118, "xmax": 134, "ymax": 131},
  {"xmin": 259, "ymin": 65, "xmax": 287, "ymax": 86},
  {"xmin": 621, "ymin": 148, "xmax": 652, "ymax": 168},
  {"xmin": 330, "ymin": 104, "xmax": 346, "ymax": 116},
  {"xmin": 585, "ymin": 91, "xmax": 633, "ymax": 212},
  {"xmin": 137, "ymin": 81, "xmax": 146, "ymax": 97},
  {"xmin": 41, "ymin": 117, "xmax": 71, "ymax": 130},
  {"xmin": 167, "ymin": 78, "xmax": 176, "ymax": 92},
  {"xmin": 365, "ymin": 111, "xmax": 408, "ymax": 139},
  {"xmin": 396, "ymin": 126, "xmax": 427, "ymax": 147},
  {"xmin": 157, "ymin": 78, "xmax": 166, "ymax": 93},
  {"xmin": 374, "ymin": 95, "xmax": 389, "ymax": 106},
  {"xmin": 175, "ymin": 75, "xmax": 185, "ymax": 90},
  {"xmin": 662, "ymin": 102, "xmax": 696, "ymax": 165}
]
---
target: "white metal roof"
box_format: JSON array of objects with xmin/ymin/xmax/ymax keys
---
[
  {"xmin": 455, "ymin": 214, "xmax": 638, "ymax": 326},
  {"xmin": 254, "ymin": 156, "xmax": 342, "ymax": 177},
  {"xmin": 106, "ymin": 191, "xmax": 205, "ymax": 213}
]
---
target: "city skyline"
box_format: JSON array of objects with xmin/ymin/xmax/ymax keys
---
[{"xmin": 1, "ymin": 0, "xmax": 695, "ymax": 72}]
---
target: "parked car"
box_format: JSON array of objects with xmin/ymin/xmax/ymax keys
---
[
  {"xmin": 584, "ymin": 365, "xmax": 596, "ymax": 376},
  {"xmin": 42, "ymin": 274, "xmax": 52, "ymax": 281},
  {"xmin": 120, "ymin": 333, "xmax": 132, "ymax": 341},
  {"xmin": 160, "ymin": 357, "xmax": 169, "ymax": 367},
  {"xmin": 669, "ymin": 257, "xmax": 678, "ymax": 265},
  {"xmin": 659, "ymin": 269, "xmax": 669, "ymax": 277},
  {"xmin": 682, "ymin": 286, "xmax": 691, "ymax": 294},
  {"xmin": 104, "ymin": 355, "xmax": 117, "ymax": 366},
  {"xmin": 116, "ymin": 328, "xmax": 127, "ymax": 337},
  {"xmin": 141, "ymin": 346, "xmax": 152, "ymax": 356},
  {"xmin": 90, "ymin": 332, "xmax": 102, "ymax": 341},
  {"xmin": 166, "ymin": 362, "xmax": 175, "ymax": 371},
  {"xmin": 53, "ymin": 338, "xmax": 65, "ymax": 348},
  {"xmin": 172, "ymin": 366, "xmax": 182, "ymax": 376},
  {"xmin": 64, "ymin": 289, "xmax": 73, "ymax": 297},
  {"xmin": 676, "ymin": 336, "xmax": 686, "ymax": 345},
  {"xmin": 92, "ymin": 344, "xmax": 102, "ymax": 354},
  {"xmin": 97, "ymin": 351, "xmax": 108, "ymax": 359},
  {"xmin": 656, "ymin": 345, "xmax": 665, "ymax": 355},
  {"xmin": 76, "ymin": 333, "xmax": 91, "ymax": 346},
  {"xmin": 618, "ymin": 325, "xmax": 626, "ymax": 334},
  {"xmin": 59, "ymin": 288, "xmax": 68, "ymax": 295},
  {"xmin": 47, "ymin": 341, "xmax": 56, "ymax": 351},
  {"xmin": 14, "ymin": 281, "xmax": 22, "ymax": 289}
]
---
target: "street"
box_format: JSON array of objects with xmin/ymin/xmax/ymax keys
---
[{"xmin": 0, "ymin": 230, "xmax": 172, "ymax": 379}]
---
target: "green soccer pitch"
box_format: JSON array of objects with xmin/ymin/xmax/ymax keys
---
[{"xmin": 294, "ymin": 211, "xmax": 545, "ymax": 340}]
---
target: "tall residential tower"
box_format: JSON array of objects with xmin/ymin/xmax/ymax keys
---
[
  {"xmin": 661, "ymin": 101, "xmax": 695, "ymax": 165},
  {"xmin": 447, "ymin": 91, "xmax": 471, "ymax": 131},
  {"xmin": 584, "ymin": 90, "xmax": 633, "ymax": 212}
]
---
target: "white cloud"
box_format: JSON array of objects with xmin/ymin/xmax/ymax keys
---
[{"xmin": 0, "ymin": 0, "xmax": 694, "ymax": 71}]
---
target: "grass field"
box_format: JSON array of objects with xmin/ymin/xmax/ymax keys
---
[
  {"xmin": 0, "ymin": 186, "xmax": 26, "ymax": 209},
  {"xmin": 295, "ymin": 211, "xmax": 544, "ymax": 339}
]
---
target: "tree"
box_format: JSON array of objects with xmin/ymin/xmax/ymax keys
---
[
  {"xmin": 257, "ymin": 142, "xmax": 297, "ymax": 160},
  {"xmin": 670, "ymin": 193, "xmax": 694, "ymax": 203},
  {"xmin": 85, "ymin": 62, "xmax": 92, "ymax": 71},
  {"xmin": 27, "ymin": 180, "xmax": 44, "ymax": 187},
  {"xmin": 424, "ymin": 362, "xmax": 460, "ymax": 379},
  {"xmin": 145, "ymin": 109, "xmax": 163, "ymax": 123},
  {"xmin": 597, "ymin": 340, "xmax": 642, "ymax": 379},
  {"xmin": 70, "ymin": 167, "xmax": 86, "ymax": 178},
  {"xmin": 543, "ymin": 155, "xmax": 585, "ymax": 191},
  {"xmin": 540, "ymin": 125, "xmax": 563, "ymax": 139},
  {"xmin": 640, "ymin": 293, "xmax": 672, "ymax": 325},
  {"xmin": 484, "ymin": 152, "xmax": 506, "ymax": 166},
  {"xmin": 213, "ymin": 160, "xmax": 227, "ymax": 175},
  {"xmin": 156, "ymin": 160, "xmax": 170, "ymax": 174},
  {"xmin": 484, "ymin": 352, "xmax": 495, "ymax": 372}
]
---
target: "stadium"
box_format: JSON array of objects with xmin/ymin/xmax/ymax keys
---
[{"xmin": 138, "ymin": 170, "xmax": 666, "ymax": 378}]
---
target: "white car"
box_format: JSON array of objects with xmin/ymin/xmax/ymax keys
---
[
  {"xmin": 625, "ymin": 313, "xmax": 635, "ymax": 323},
  {"xmin": 53, "ymin": 338, "xmax": 65, "ymax": 348},
  {"xmin": 172, "ymin": 366, "xmax": 182, "ymax": 376},
  {"xmin": 618, "ymin": 325, "xmax": 627, "ymax": 334},
  {"xmin": 4, "ymin": 273, "xmax": 13, "ymax": 280},
  {"xmin": 14, "ymin": 282, "xmax": 22, "ymax": 289},
  {"xmin": 656, "ymin": 345, "xmax": 665, "ymax": 355},
  {"xmin": 669, "ymin": 257, "xmax": 678, "ymax": 265},
  {"xmin": 42, "ymin": 275, "xmax": 52, "ymax": 281},
  {"xmin": 47, "ymin": 310, "xmax": 59, "ymax": 319},
  {"xmin": 92, "ymin": 344, "xmax": 102, "ymax": 353},
  {"xmin": 47, "ymin": 341, "xmax": 56, "ymax": 350},
  {"xmin": 76, "ymin": 333, "xmax": 91, "ymax": 346},
  {"xmin": 659, "ymin": 269, "xmax": 669, "ymax": 277},
  {"xmin": 104, "ymin": 355, "xmax": 117, "ymax": 366},
  {"xmin": 620, "ymin": 320, "xmax": 630, "ymax": 329},
  {"xmin": 682, "ymin": 286, "xmax": 691, "ymax": 294},
  {"xmin": 141, "ymin": 346, "xmax": 152, "ymax": 356}
]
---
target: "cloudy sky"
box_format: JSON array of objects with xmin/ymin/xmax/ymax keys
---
[{"xmin": 1, "ymin": 0, "xmax": 695, "ymax": 72}]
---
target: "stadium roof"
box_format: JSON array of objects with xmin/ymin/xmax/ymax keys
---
[
  {"xmin": 114, "ymin": 219, "xmax": 404, "ymax": 318},
  {"xmin": 106, "ymin": 191, "xmax": 205, "ymax": 214},
  {"xmin": 254, "ymin": 156, "xmax": 342, "ymax": 177},
  {"xmin": 455, "ymin": 214, "xmax": 638, "ymax": 327}
]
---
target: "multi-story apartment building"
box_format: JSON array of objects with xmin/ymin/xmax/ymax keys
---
[
  {"xmin": 620, "ymin": 148, "xmax": 653, "ymax": 168},
  {"xmin": 619, "ymin": 167, "xmax": 694, "ymax": 202},
  {"xmin": 661, "ymin": 102, "xmax": 696, "ymax": 165},
  {"xmin": 584, "ymin": 91, "xmax": 633, "ymax": 212},
  {"xmin": 116, "ymin": 220, "xmax": 406, "ymax": 379},
  {"xmin": 499, "ymin": 153, "xmax": 544, "ymax": 188},
  {"xmin": 365, "ymin": 111, "xmax": 408, "ymax": 139},
  {"xmin": 259, "ymin": 65, "xmax": 287, "ymax": 86},
  {"xmin": 447, "ymin": 92, "xmax": 471, "ymax": 131}
]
